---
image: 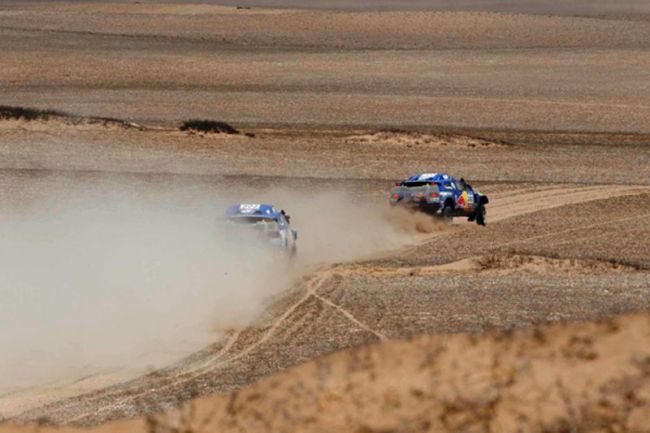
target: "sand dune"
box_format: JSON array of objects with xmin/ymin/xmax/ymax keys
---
[{"xmin": 2, "ymin": 314, "xmax": 648, "ymax": 432}]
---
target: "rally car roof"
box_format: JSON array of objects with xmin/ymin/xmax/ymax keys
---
[
  {"xmin": 226, "ymin": 203, "xmax": 281, "ymax": 219},
  {"xmin": 405, "ymin": 173, "xmax": 454, "ymax": 182}
]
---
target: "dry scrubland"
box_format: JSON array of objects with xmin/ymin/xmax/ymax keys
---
[{"xmin": 0, "ymin": 1, "xmax": 649, "ymax": 432}]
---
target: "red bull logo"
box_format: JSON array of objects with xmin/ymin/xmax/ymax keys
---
[{"xmin": 456, "ymin": 192, "xmax": 466, "ymax": 207}]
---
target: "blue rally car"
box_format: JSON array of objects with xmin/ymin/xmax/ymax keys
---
[
  {"xmin": 389, "ymin": 173, "xmax": 488, "ymax": 225},
  {"xmin": 225, "ymin": 203, "xmax": 298, "ymax": 254}
]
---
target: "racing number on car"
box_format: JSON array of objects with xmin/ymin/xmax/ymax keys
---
[{"xmin": 239, "ymin": 203, "xmax": 261, "ymax": 213}]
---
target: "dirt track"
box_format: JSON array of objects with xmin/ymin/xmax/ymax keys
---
[
  {"xmin": 0, "ymin": 113, "xmax": 649, "ymax": 429},
  {"xmin": 3, "ymin": 175, "xmax": 647, "ymax": 425}
]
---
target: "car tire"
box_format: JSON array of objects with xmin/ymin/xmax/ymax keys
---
[
  {"xmin": 441, "ymin": 204, "xmax": 454, "ymax": 224},
  {"xmin": 475, "ymin": 204, "xmax": 486, "ymax": 226}
]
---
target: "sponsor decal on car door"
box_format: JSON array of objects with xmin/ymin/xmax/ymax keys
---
[
  {"xmin": 466, "ymin": 191, "xmax": 475, "ymax": 211},
  {"xmin": 456, "ymin": 191, "xmax": 474, "ymax": 211},
  {"xmin": 456, "ymin": 190, "xmax": 466, "ymax": 209}
]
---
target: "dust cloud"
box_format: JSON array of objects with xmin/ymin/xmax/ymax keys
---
[
  {"xmin": 0, "ymin": 180, "xmax": 432, "ymax": 399},
  {"xmin": 263, "ymin": 189, "xmax": 432, "ymax": 265},
  {"xmin": 0, "ymin": 191, "xmax": 289, "ymax": 396}
]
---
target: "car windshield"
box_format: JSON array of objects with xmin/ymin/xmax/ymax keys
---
[{"xmin": 403, "ymin": 181, "xmax": 431, "ymax": 187}]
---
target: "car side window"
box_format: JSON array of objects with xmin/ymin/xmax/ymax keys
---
[
  {"xmin": 441, "ymin": 182, "xmax": 453, "ymax": 190},
  {"xmin": 458, "ymin": 178, "xmax": 471, "ymax": 191}
]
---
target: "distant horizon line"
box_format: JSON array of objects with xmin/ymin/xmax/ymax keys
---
[{"xmin": 8, "ymin": 0, "xmax": 650, "ymax": 17}]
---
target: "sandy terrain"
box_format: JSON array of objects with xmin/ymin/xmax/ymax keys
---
[
  {"xmin": 0, "ymin": 116, "xmax": 648, "ymax": 427},
  {"xmin": 1, "ymin": 315, "xmax": 649, "ymax": 432},
  {"xmin": 3, "ymin": 3, "xmax": 650, "ymax": 131},
  {"xmin": 13, "ymin": 0, "xmax": 650, "ymax": 15},
  {"xmin": 0, "ymin": 1, "xmax": 649, "ymax": 431}
]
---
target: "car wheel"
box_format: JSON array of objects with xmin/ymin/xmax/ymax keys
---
[
  {"xmin": 441, "ymin": 204, "xmax": 454, "ymax": 224},
  {"xmin": 475, "ymin": 204, "xmax": 486, "ymax": 226}
]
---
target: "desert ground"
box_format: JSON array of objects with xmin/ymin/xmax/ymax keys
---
[{"xmin": 0, "ymin": 1, "xmax": 649, "ymax": 432}]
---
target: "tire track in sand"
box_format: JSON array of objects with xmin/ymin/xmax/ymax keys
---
[
  {"xmin": 17, "ymin": 184, "xmax": 650, "ymax": 425},
  {"xmin": 66, "ymin": 271, "xmax": 384, "ymax": 425},
  {"xmin": 489, "ymin": 185, "xmax": 649, "ymax": 223},
  {"xmin": 80, "ymin": 185, "xmax": 648, "ymax": 416}
]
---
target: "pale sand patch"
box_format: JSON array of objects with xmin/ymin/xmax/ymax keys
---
[
  {"xmin": 345, "ymin": 130, "xmax": 505, "ymax": 149},
  {"xmin": 333, "ymin": 254, "xmax": 640, "ymax": 278}
]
